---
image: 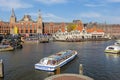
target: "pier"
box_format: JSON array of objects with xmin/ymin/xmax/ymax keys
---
[
  {"xmin": 44, "ymin": 74, "xmax": 94, "ymax": 80},
  {"xmin": 45, "ymin": 63, "xmax": 94, "ymax": 80}
]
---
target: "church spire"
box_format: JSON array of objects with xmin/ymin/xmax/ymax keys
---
[
  {"xmin": 11, "ymin": 8, "xmax": 16, "ymax": 17},
  {"xmin": 38, "ymin": 9, "xmax": 41, "ymax": 18},
  {"xmin": 10, "ymin": 8, "xmax": 16, "ymax": 23},
  {"xmin": 37, "ymin": 9, "xmax": 42, "ymax": 23}
]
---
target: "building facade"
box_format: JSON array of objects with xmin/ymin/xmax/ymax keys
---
[
  {"xmin": 0, "ymin": 9, "xmax": 120, "ymax": 38},
  {"xmin": 9, "ymin": 9, "xmax": 43, "ymax": 35}
]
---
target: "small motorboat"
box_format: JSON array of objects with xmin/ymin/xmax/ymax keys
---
[
  {"xmin": 0, "ymin": 45, "xmax": 14, "ymax": 52},
  {"xmin": 104, "ymin": 45, "xmax": 120, "ymax": 54},
  {"xmin": 114, "ymin": 42, "xmax": 120, "ymax": 46}
]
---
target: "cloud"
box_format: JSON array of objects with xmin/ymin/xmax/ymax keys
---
[
  {"xmin": 106, "ymin": 0, "xmax": 120, "ymax": 3},
  {"xmin": 78, "ymin": 12, "xmax": 120, "ymax": 24},
  {"xmin": 36, "ymin": 0, "xmax": 68, "ymax": 4},
  {"xmin": 0, "ymin": 0, "xmax": 33, "ymax": 10},
  {"xmin": 80, "ymin": 12, "xmax": 101, "ymax": 18},
  {"xmin": 29, "ymin": 12, "xmax": 67, "ymax": 22},
  {"xmin": 84, "ymin": 4, "xmax": 105, "ymax": 7},
  {"xmin": 102, "ymin": 16, "xmax": 120, "ymax": 24}
]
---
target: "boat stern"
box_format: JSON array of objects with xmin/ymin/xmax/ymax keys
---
[{"xmin": 35, "ymin": 63, "xmax": 57, "ymax": 71}]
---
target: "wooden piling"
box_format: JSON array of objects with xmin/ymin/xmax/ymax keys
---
[
  {"xmin": 79, "ymin": 64, "xmax": 83, "ymax": 75},
  {"xmin": 55, "ymin": 66, "xmax": 60, "ymax": 74},
  {"xmin": 0, "ymin": 59, "xmax": 4, "ymax": 78}
]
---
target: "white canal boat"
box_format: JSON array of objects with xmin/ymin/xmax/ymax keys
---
[
  {"xmin": 35, "ymin": 50, "xmax": 77, "ymax": 71},
  {"xmin": 0, "ymin": 45, "xmax": 14, "ymax": 52},
  {"xmin": 104, "ymin": 45, "xmax": 120, "ymax": 54}
]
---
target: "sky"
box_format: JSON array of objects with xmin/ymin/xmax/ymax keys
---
[{"xmin": 0, "ymin": 0, "xmax": 120, "ymax": 24}]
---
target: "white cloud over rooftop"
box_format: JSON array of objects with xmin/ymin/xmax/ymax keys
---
[
  {"xmin": 36, "ymin": 0, "xmax": 68, "ymax": 4},
  {"xmin": 0, "ymin": 0, "xmax": 33, "ymax": 10}
]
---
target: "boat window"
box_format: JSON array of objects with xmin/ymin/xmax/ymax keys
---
[
  {"xmin": 47, "ymin": 60, "xmax": 56, "ymax": 65},
  {"xmin": 108, "ymin": 47, "xmax": 114, "ymax": 50},
  {"xmin": 47, "ymin": 60, "xmax": 51, "ymax": 65},
  {"xmin": 42, "ymin": 59, "xmax": 48, "ymax": 65}
]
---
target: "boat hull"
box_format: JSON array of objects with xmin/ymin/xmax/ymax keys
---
[
  {"xmin": 104, "ymin": 45, "xmax": 120, "ymax": 54},
  {"xmin": 35, "ymin": 52, "xmax": 77, "ymax": 71},
  {"xmin": 104, "ymin": 50, "xmax": 120, "ymax": 54},
  {"xmin": 0, "ymin": 46, "xmax": 14, "ymax": 52}
]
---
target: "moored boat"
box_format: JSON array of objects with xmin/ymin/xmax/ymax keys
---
[
  {"xmin": 114, "ymin": 42, "xmax": 120, "ymax": 46},
  {"xmin": 114, "ymin": 40, "xmax": 120, "ymax": 46},
  {"xmin": 104, "ymin": 45, "xmax": 120, "ymax": 54},
  {"xmin": 0, "ymin": 45, "xmax": 14, "ymax": 52},
  {"xmin": 35, "ymin": 50, "xmax": 77, "ymax": 71},
  {"xmin": 24, "ymin": 37, "xmax": 39, "ymax": 43},
  {"xmin": 39, "ymin": 37, "xmax": 49, "ymax": 43}
]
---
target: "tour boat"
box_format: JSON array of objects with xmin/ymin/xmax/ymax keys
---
[
  {"xmin": 0, "ymin": 45, "xmax": 14, "ymax": 52},
  {"xmin": 39, "ymin": 37, "xmax": 49, "ymax": 43},
  {"xmin": 104, "ymin": 45, "xmax": 120, "ymax": 53},
  {"xmin": 35, "ymin": 50, "xmax": 77, "ymax": 71}
]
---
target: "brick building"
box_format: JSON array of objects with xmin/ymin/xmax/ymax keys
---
[
  {"xmin": 0, "ymin": 9, "xmax": 120, "ymax": 38},
  {"xmin": 9, "ymin": 9, "xmax": 42, "ymax": 35},
  {"xmin": 0, "ymin": 21, "xmax": 10, "ymax": 34}
]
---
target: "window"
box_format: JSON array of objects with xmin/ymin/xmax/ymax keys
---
[
  {"xmin": 34, "ymin": 30, "xmax": 36, "ymax": 33},
  {"xmin": 34, "ymin": 26, "xmax": 36, "ymax": 30},
  {"xmin": 108, "ymin": 47, "xmax": 114, "ymax": 50},
  {"xmin": 30, "ymin": 25, "xmax": 32, "ymax": 29},
  {"xmin": 21, "ymin": 30, "xmax": 23, "ymax": 33},
  {"xmin": 26, "ymin": 30, "xmax": 28, "ymax": 33},
  {"xmin": 30, "ymin": 30, "xmax": 32, "ymax": 33}
]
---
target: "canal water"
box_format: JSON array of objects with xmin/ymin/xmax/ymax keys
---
[{"xmin": 0, "ymin": 40, "xmax": 120, "ymax": 80}]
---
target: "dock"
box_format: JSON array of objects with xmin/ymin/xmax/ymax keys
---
[{"xmin": 44, "ymin": 74, "xmax": 94, "ymax": 80}]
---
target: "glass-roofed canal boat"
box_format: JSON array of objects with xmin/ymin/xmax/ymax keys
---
[{"xmin": 35, "ymin": 50, "xmax": 77, "ymax": 71}]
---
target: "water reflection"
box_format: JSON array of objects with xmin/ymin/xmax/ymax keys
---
[
  {"xmin": 105, "ymin": 53, "xmax": 120, "ymax": 59},
  {"xmin": 1, "ymin": 40, "xmax": 120, "ymax": 80},
  {"xmin": 105, "ymin": 53, "xmax": 120, "ymax": 64}
]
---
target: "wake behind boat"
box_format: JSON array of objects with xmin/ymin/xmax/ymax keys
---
[{"xmin": 35, "ymin": 50, "xmax": 77, "ymax": 71}]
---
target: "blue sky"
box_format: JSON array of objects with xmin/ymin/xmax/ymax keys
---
[{"xmin": 0, "ymin": 0, "xmax": 120, "ymax": 24}]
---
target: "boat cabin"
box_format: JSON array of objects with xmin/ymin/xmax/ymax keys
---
[{"xmin": 39, "ymin": 50, "xmax": 75, "ymax": 65}]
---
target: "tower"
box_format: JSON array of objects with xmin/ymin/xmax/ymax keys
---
[
  {"xmin": 10, "ymin": 8, "xmax": 16, "ymax": 34},
  {"xmin": 10, "ymin": 8, "xmax": 16, "ymax": 23},
  {"xmin": 37, "ymin": 10, "xmax": 43, "ymax": 34}
]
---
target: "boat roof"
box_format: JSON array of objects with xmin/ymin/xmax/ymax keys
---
[
  {"xmin": 106, "ymin": 45, "xmax": 120, "ymax": 49},
  {"xmin": 44, "ymin": 50, "xmax": 74, "ymax": 61}
]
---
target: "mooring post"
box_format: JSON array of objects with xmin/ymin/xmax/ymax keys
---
[
  {"xmin": 0, "ymin": 59, "xmax": 4, "ymax": 78},
  {"xmin": 79, "ymin": 64, "xmax": 83, "ymax": 75},
  {"xmin": 56, "ymin": 66, "xmax": 60, "ymax": 74}
]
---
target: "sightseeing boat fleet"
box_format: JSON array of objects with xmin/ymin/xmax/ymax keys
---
[
  {"xmin": 35, "ymin": 50, "xmax": 77, "ymax": 71},
  {"xmin": 104, "ymin": 39, "xmax": 120, "ymax": 54},
  {"xmin": 24, "ymin": 34, "xmax": 50, "ymax": 43},
  {"xmin": 0, "ymin": 37, "xmax": 23, "ymax": 52}
]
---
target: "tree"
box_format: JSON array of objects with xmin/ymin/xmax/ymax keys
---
[{"xmin": 67, "ymin": 24, "xmax": 77, "ymax": 32}]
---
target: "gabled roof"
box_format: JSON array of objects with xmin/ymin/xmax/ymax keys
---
[
  {"xmin": 61, "ymin": 27, "xmax": 65, "ymax": 32},
  {"xmin": 87, "ymin": 26, "xmax": 104, "ymax": 33},
  {"xmin": 76, "ymin": 25, "xmax": 83, "ymax": 31}
]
